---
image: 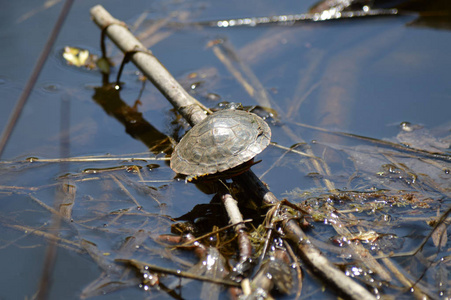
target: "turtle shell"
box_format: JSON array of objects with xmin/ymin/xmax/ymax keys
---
[{"xmin": 170, "ymin": 110, "xmax": 271, "ymax": 177}]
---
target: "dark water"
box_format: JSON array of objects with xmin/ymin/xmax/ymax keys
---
[{"xmin": 0, "ymin": 0, "xmax": 450, "ymax": 299}]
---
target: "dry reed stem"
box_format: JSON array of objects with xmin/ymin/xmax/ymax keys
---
[
  {"xmin": 0, "ymin": 154, "xmax": 169, "ymax": 164},
  {"xmin": 2, "ymin": 223, "xmax": 81, "ymax": 250},
  {"xmin": 330, "ymin": 213, "xmax": 392, "ymax": 281},
  {"xmin": 284, "ymin": 240, "xmax": 303, "ymax": 300},
  {"xmin": 381, "ymin": 255, "xmax": 431, "ymax": 299}
]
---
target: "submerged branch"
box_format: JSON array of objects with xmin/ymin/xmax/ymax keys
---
[
  {"xmin": 117, "ymin": 259, "xmax": 240, "ymax": 287},
  {"xmin": 196, "ymin": 8, "xmax": 400, "ymax": 27}
]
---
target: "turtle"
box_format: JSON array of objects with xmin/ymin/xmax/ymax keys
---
[{"xmin": 170, "ymin": 109, "xmax": 271, "ymax": 180}]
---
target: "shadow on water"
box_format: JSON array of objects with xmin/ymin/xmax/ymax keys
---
[{"xmin": 92, "ymin": 83, "xmax": 174, "ymax": 155}]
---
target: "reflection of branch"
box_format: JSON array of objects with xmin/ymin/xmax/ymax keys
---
[
  {"xmin": 90, "ymin": 5, "xmax": 378, "ymax": 299},
  {"xmin": 91, "ymin": 5, "xmax": 210, "ymax": 127},
  {"xmin": 92, "ymin": 85, "xmax": 173, "ymax": 154}
]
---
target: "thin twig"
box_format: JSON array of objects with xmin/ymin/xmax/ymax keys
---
[
  {"xmin": 0, "ymin": 0, "xmax": 74, "ymax": 159},
  {"xmin": 330, "ymin": 212, "xmax": 392, "ymax": 281},
  {"xmin": 284, "ymin": 240, "xmax": 303, "ymax": 300},
  {"xmin": 221, "ymin": 193, "xmax": 252, "ymax": 262},
  {"xmin": 2, "ymin": 223, "xmax": 81, "ymax": 249},
  {"xmin": 293, "ymin": 121, "xmax": 451, "ymax": 162},
  {"xmin": 109, "ymin": 174, "xmax": 143, "ymax": 208},
  {"xmin": 118, "ymin": 259, "xmax": 240, "ymax": 287},
  {"xmin": 0, "ymin": 154, "xmax": 168, "ymax": 164},
  {"xmin": 173, "ymin": 219, "xmax": 253, "ymax": 249}
]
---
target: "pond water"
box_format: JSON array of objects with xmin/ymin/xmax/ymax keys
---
[{"xmin": 0, "ymin": 0, "xmax": 450, "ymax": 299}]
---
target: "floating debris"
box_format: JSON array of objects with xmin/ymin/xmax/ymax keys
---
[{"xmin": 62, "ymin": 46, "xmax": 97, "ymax": 69}]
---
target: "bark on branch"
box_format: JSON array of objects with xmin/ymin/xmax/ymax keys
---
[{"xmin": 90, "ymin": 5, "xmax": 208, "ymax": 126}]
